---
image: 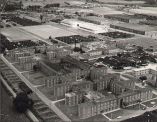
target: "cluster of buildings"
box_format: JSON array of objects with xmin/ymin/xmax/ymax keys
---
[
  {"xmin": 15, "ymin": 45, "xmax": 152, "ymax": 119},
  {"xmin": 132, "ymin": 67, "xmax": 157, "ymax": 87},
  {"xmin": 3, "ymin": 35, "xmax": 155, "ymax": 119},
  {"xmin": 75, "ymin": 68, "xmax": 152, "ymax": 119},
  {"xmin": 80, "ymin": 41, "xmax": 109, "ymax": 60},
  {"xmin": 1, "ymin": 1, "xmax": 157, "ymax": 121}
]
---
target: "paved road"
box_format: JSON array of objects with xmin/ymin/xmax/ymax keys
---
[{"xmin": 0, "ymin": 80, "xmax": 30, "ymax": 122}]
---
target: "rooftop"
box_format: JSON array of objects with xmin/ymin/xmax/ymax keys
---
[
  {"xmin": 61, "ymin": 19, "xmax": 108, "ymax": 33},
  {"xmin": 91, "ymin": 7, "xmax": 125, "ymax": 15},
  {"xmin": 133, "ymin": 63, "xmax": 157, "ymax": 72},
  {"xmin": 85, "ymin": 91, "xmax": 105, "ymax": 101},
  {"xmin": 130, "ymin": 7, "xmax": 157, "ymax": 17},
  {"xmin": 104, "ymin": 14, "xmax": 145, "ymax": 20},
  {"xmin": 112, "ymin": 23, "xmax": 157, "ymax": 32},
  {"xmin": 80, "ymin": 16, "xmax": 118, "ymax": 24}
]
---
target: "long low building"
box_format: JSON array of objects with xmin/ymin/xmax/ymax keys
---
[
  {"xmin": 130, "ymin": 7, "xmax": 157, "ymax": 19},
  {"xmin": 96, "ymin": 0, "xmax": 145, "ymax": 5},
  {"xmin": 61, "ymin": 19, "xmax": 109, "ymax": 33},
  {"xmin": 104, "ymin": 14, "xmax": 146, "ymax": 24},
  {"xmin": 78, "ymin": 16, "xmax": 118, "ymax": 25},
  {"xmin": 110, "ymin": 23, "xmax": 157, "ymax": 39},
  {"xmin": 115, "ymin": 37, "xmax": 157, "ymax": 51}
]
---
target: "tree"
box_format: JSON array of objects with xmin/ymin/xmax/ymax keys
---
[
  {"xmin": 19, "ymin": 1, "xmax": 23, "ymax": 9},
  {"xmin": 40, "ymin": 14, "xmax": 43, "ymax": 23},
  {"xmin": 33, "ymin": 64, "xmax": 39, "ymax": 72},
  {"xmin": 139, "ymin": 76, "xmax": 147, "ymax": 81},
  {"xmin": 49, "ymin": 36, "xmax": 52, "ymax": 40},
  {"xmin": 13, "ymin": 92, "xmax": 34, "ymax": 113}
]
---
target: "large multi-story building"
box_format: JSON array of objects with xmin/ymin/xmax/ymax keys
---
[
  {"xmin": 47, "ymin": 48, "xmax": 72, "ymax": 60},
  {"xmin": 118, "ymin": 88, "xmax": 152, "ymax": 107},
  {"xmin": 132, "ymin": 67, "xmax": 157, "ymax": 87},
  {"xmin": 78, "ymin": 88, "xmax": 152, "ymax": 119},
  {"xmin": 78, "ymin": 91, "xmax": 118, "ymax": 119},
  {"xmin": 65, "ymin": 90, "xmax": 86, "ymax": 106}
]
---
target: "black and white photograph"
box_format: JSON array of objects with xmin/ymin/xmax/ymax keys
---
[{"xmin": 0, "ymin": 0, "xmax": 157, "ymax": 122}]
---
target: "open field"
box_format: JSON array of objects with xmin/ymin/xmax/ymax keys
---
[
  {"xmin": 20, "ymin": 25, "xmax": 77, "ymax": 39},
  {"xmin": 0, "ymin": 28, "xmax": 36, "ymax": 42},
  {"xmin": 116, "ymin": 37, "xmax": 157, "ymax": 50}
]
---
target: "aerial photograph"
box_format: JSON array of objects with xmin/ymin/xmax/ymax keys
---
[{"xmin": 0, "ymin": 0, "xmax": 157, "ymax": 122}]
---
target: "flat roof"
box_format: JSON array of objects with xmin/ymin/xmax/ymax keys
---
[
  {"xmin": 132, "ymin": 63, "xmax": 157, "ymax": 72},
  {"xmin": 112, "ymin": 23, "xmax": 157, "ymax": 32},
  {"xmin": 81, "ymin": 16, "xmax": 114, "ymax": 24},
  {"xmin": 97, "ymin": 0, "xmax": 145, "ymax": 4},
  {"xmin": 65, "ymin": 92, "xmax": 76, "ymax": 97},
  {"xmin": 61, "ymin": 19, "xmax": 108, "ymax": 33},
  {"xmin": 85, "ymin": 91, "xmax": 105, "ymax": 101},
  {"xmin": 104, "ymin": 14, "xmax": 144, "ymax": 20},
  {"xmin": 91, "ymin": 7, "xmax": 125, "ymax": 15},
  {"xmin": 130, "ymin": 7, "xmax": 157, "ymax": 17},
  {"xmin": 140, "ymin": 20, "xmax": 157, "ymax": 26},
  {"xmin": 58, "ymin": 8, "xmax": 93, "ymax": 14},
  {"xmin": 65, "ymin": 1, "xmax": 85, "ymax": 5}
]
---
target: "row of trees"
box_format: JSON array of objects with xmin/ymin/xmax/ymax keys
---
[{"xmin": 13, "ymin": 92, "xmax": 34, "ymax": 113}]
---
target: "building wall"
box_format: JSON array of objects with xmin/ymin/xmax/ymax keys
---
[
  {"xmin": 119, "ymin": 89, "xmax": 153, "ymax": 107},
  {"xmin": 90, "ymin": 67, "xmax": 107, "ymax": 80},
  {"xmin": 38, "ymin": 61, "xmax": 57, "ymax": 76},
  {"xmin": 133, "ymin": 68, "xmax": 157, "ymax": 87},
  {"xmin": 110, "ymin": 82, "xmax": 125, "ymax": 95},
  {"xmin": 78, "ymin": 98, "xmax": 118, "ymax": 119},
  {"xmin": 54, "ymin": 83, "xmax": 71, "ymax": 99},
  {"xmin": 65, "ymin": 92, "xmax": 85, "ymax": 106}
]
